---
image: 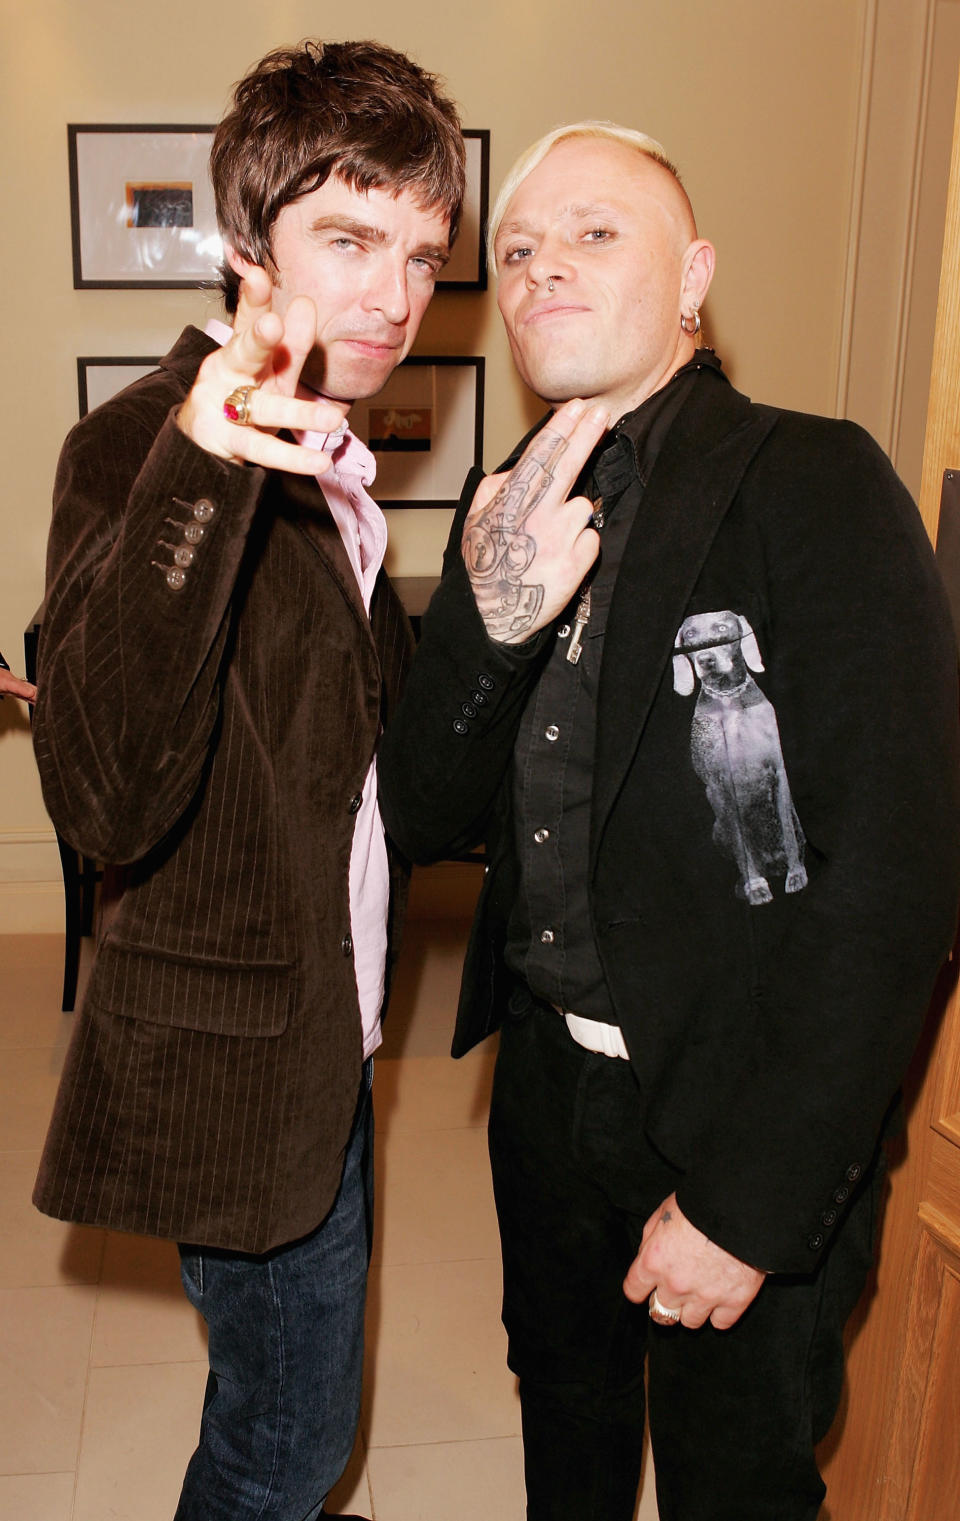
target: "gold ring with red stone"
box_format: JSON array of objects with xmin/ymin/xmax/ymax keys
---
[{"xmin": 223, "ymin": 385, "xmax": 258, "ymax": 426}]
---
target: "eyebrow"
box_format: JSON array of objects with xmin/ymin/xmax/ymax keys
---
[
  {"xmin": 309, "ymin": 214, "xmax": 450, "ymax": 264},
  {"xmin": 496, "ymin": 202, "xmax": 621, "ymax": 241}
]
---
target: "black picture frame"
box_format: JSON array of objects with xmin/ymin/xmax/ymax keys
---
[
  {"xmin": 68, "ymin": 124, "xmax": 219, "ymax": 289},
  {"xmin": 349, "ymin": 355, "xmax": 484, "ymax": 507},
  {"xmin": 437, "ymin": 129, "xmax": 490, "ymax": 290},
  {"xmin": 77, "ymin": 356, "xmax": 161, "ymax": 416}
]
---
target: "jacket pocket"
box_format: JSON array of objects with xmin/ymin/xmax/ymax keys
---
[{"xmin": 86, "ymin": 937, "xmax": 294, "ymax": 1037}]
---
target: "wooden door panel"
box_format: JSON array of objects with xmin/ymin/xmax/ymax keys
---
[{"xmin": 894, "ymin": 1212, "xmax": 960, "ymax": 1521}]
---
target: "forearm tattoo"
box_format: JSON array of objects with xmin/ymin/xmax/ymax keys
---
[{"xmin": 463, "ymin": 428, "xmax": 569, "ymax": 641}]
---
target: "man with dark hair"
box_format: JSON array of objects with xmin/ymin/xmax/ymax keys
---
[
  {"xmin": 31, "ymin": 39, "xmax": 464, "ymax": 1521},
  {"xmin": 378, "ymin": 123, "xmax": 960, "ymax": 1520}
]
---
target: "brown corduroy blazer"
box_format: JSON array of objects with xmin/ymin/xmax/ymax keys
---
[{"xmin": 32, "ymin": 327, "xmax": 413, "ymax": 1253}]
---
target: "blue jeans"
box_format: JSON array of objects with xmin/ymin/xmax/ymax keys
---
[{"xmin": 174, "ymin": 1061, "xmax": 373, "ymax": 1521}]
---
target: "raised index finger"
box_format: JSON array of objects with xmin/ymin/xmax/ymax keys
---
[{"xmin": 494, "ymin": 400, "xmax": 608, "ymax": 534}]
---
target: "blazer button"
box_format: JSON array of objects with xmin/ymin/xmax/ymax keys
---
[
  {"xmin": 183, "ymin": 522, "xmax": 206, "ymax": 545},
  {"xmin": 845, "ymin": 1163, "xmax": 862, "ymax": 1183},
  {"xmin": 453, "ymin": 718, "xmax": 469, "ymax": 735},
  {"xmin": 193, "ymin": 498, "xmax": 216, "ymax": 523},
  {"xmin": 341, "ymin": 934, "xmax": 353, "ymax": 957},
  {"xmin": 477, "ymin": 673, "xmax": 495, "ymax": 691},
  {"xmin": 348, "ymin": 794, "xmax": 363, "ymax": 814},
  {"xmin": 820, "ymin": 1208, "xmax": 838, "ymax": 1228},
  {"xmin": 173, "ymin": 545, "xmax": 195, "ymax": 568},
  {"xmin": 166, "ymin": 568, "xmax": 187, "ymax": 591},
  {"xmin": 807, "ymin": 1231, "xmax": 824, "ymax": 1252},
  {"xmin": 833, "ymin": 1185, "xmax": 850, "ymax": 1204},
  {"xmin": 461, "ymin": 702, "xmax": 478, "ymax": 719},
  {"xmin": 471, "ymin": 690, "xmax": 487, "ymax": 706}
]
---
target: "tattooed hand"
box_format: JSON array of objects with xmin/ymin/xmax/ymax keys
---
[
  {"xmin": 462, "ymin": 398, "xmax": 608, "ymax": 643},
  {"xmin": 622, "ymin": 1191, "xmax": 767, "ymax": 1330}
]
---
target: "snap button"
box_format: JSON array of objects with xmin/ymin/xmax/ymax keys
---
[
  {"xmin": 348, "ymin": 794, "xmax": 362, "ymax": 814},
  {"xmin": 540, "ymin": 928, "xmax": 555, "ymax": 945},
  {"xmin": 193, "ymin": 498, "xmax": 215, "ymax": 523},
  {"xmin": 341, "ymin": 934, "xmax": 353, "ymax": 957},
  {"xmin": 453, "ymin": 718, "xmax": 469, "ymax": 736}
]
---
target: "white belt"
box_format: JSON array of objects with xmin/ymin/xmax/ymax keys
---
[{"xmin": 563, "ymin": 1011, "xmax": 630, "ymax": 1060}]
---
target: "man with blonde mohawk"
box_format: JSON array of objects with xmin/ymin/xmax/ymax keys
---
[{"xmin": 379, "ymin": 121, "xmax": 960, "ymax": 1520}]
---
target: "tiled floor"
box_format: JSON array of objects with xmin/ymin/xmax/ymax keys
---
[{"xmin": 0, "ymin": 868, "xmax": 659, "ymax": 1520}]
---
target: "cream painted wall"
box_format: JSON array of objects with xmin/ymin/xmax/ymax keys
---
[{"xmin": 0, "ymin": 0, "xmax": 952, "ymax": 928}]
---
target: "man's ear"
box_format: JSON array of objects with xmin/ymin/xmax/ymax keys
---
[
  {"xmin": 681, "ymin": 239, "xmax": 716, "ymax": 315},
  {"xmin": 224, "ymin": 242, "xmax": 259, "ymax": 281}
]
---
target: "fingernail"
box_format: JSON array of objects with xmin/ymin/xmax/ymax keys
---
[
  {"xmin": 588, "ymin": 404, "xmax": 609, "ymax": 426},
  {"xmin": 566, "ymin": 398, "xmax": 586, "ymax": 418}
]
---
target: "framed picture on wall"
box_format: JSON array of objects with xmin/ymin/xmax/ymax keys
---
[
  {"xmin": 77, "ymin": 356, "xmax": 161, "ymax": 416},
  {"xmin": 68, "ymin": 125, "xmax": 221, "ymax": 288},
  {"xmin": 437, "ymin": 129, "xmax": 490, "ymax": 290},
  {"xmin": 349, "ymin": 356, "xmax": 484, "ymax": 507}
]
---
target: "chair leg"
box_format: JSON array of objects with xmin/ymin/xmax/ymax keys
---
[
  {"xmin": 79, "ymin": 856, "xmax": 99, "ymax": 937},
  {"xmin": 56, "ymin": 834, "xmax": 83, "ymax": 1013}
]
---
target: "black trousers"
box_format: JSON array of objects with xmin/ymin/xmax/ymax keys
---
[{"xmin": 488, "ymin": 998, "xmax": 882, "ymax": 1521}]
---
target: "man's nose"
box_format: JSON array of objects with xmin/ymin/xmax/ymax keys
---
[
  {"xmin": 364, "ymin": 255, "xmax": 410, "ymax": 325},
  {"xmin": 526, "ymin": 239, "xmax": 573, "ymax": 292}
]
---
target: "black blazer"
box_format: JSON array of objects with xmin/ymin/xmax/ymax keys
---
[{"xmin": 379, "ymin": 365, "xmax": 960, "ymax": 1274}]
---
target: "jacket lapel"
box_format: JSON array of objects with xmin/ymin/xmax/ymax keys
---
[{"xmin": 591, "ymin": 374, "xmax": 778, "ymax": 856}]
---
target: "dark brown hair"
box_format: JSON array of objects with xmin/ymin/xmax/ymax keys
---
[{"xmin": 211, "ymin": 39, "xmax": 466, "ymax": 312}]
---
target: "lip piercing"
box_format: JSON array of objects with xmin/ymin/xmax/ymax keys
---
[{"xmin": 547, "ymin": 278, "xmax": 556, "ymax": 294}]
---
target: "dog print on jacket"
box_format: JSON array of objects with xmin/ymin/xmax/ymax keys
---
[{"xmin": 673, "ymin": 611, "xmax": 808, "ymax": 906}]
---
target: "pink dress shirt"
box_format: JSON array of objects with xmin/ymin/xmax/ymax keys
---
[{"xmin": 206, "ymin": 320, "xmax": 388, "ymax": 1059}]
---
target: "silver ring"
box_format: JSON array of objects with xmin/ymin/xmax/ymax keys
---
[{"xmin": 649, "ymin": 1290, "xmax": 681, "ymax": 1326}]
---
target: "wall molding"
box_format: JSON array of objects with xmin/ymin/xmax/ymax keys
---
[
  {"xmin": 889, "ymin": 0, "xmax": 938, "ymax": 461},
  {"xmin": 835, "ymin": 0, "xmax": 879, "ymax": 420}
]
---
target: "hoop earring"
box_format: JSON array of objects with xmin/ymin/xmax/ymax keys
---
[{"xmin": 680, "ymin": 310, "xmax": 701, "ymax": 336}]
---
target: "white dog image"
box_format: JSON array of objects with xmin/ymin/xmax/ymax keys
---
[{"xmin": 673, "ymin": 611, "xmax": 808, "ymax": 905}]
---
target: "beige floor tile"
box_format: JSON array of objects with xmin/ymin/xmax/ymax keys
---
[
  {"xmin": 91, "ymin": 1232, "xmax": 206, "ymax": 1366},
  {"xmin": 373, "ymin": 1126, "xmax": 499, "ymax": 1267},
  {"xmin": 0, "ymin": 1047, "xmax": 68, "ymax": 1150},
  {"xmin": 366, "ymin": 1435, "xmax": 526, "ymax": 1521},
  {"xmin": 0, "ymin": 1285, "xmax": 96, "ymax": 1473},
  {"xmin": 374, "ymin": 1052, "xmax": 494, "ymax": 1133},
  {"xmin": 380, "ymin": 921, "xmax": 474, "ymax": 1061},
  {"xmin": 0, "ymin": 1150, "xmax": 104, "ymax": 1288},
  {"xmin": 0, "ymin": 1472, "xmax": 76, "ymax": 1521},
  {"xmin": 73, "ymin": 1362, "xmax": 205, "ymax": 1521},
  {"xmin": 363, "ymin": 1258, "xmax": 519, "ymax": 1448},
  {"xmin": 0, "ymin": 959, "xmax": 73, "ymax": 1050}
]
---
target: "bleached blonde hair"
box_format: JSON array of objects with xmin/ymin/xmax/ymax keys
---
[{"xmin": 487, "ymin": 120, "xmax": 682, "ymax": 274}]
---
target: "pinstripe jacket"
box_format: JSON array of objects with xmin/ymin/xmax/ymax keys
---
[{"xmin": 32, "ymin": 327, "xmax": 413, "ymax": 1252}]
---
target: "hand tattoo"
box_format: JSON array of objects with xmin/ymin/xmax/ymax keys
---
[{"xmin": 463, "ymin": 429, "xmax": 569, "ymax": 641}]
